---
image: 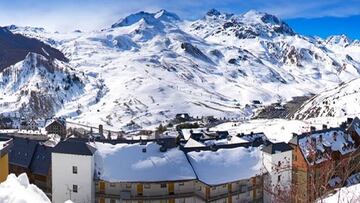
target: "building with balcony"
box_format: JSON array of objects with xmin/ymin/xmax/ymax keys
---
[{"xmin": 93, "ymin": 140, "xmax": 197, "ymax": 203}]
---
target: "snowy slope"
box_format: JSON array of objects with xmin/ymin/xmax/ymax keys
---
[
  {"xmin": 293, "ymin": 78, "xmax": 360, "ymax": 120},
  {"xmin": 0, "ymin": 53, "xmax": 89, "ymax": 118},
  {"xmin": 3, "ymin": 9, "xmax": 360, "ymax": 130},
  {"xmin": 321, "ymin": 183, "xmax": 360, "ymax": 203},
  {"xmin": 0, "ymin": 173, "xmax": 50, "ymax": 203}
]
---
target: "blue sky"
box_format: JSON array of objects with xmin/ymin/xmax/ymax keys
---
[{"xmin": 0, "ymin": 0, "xmax": 359, "ymax": 39}]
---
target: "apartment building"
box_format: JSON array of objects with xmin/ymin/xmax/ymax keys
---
[{"xmin": 289, "ymin": 119, "xmax": 360, "ymax": 203}]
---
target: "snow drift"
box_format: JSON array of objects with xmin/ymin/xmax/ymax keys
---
[{"xmin": 0, "ymin": 173, "xmax": 50, "ymax": 203}]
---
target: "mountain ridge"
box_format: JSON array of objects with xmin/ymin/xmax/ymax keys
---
[{"xmin": 1, "ymin": 9, "xmax": 359, "ymax": 130}]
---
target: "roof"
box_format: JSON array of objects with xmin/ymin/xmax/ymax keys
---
[
  {"xmin": 93, "ymin": 142, "xmax": 196, "ymax": 182},
  {"xmin": 297, "ymin": 128, "xmax": 356, "ymax": 165},
  {"xmin": 262, "ymin": 142, "xmax": 293, "ymax": 154},
  {"xmin": 45, "ymin": 118, "xmax": 66, "ymax": 129},
  {"xmin": 8, "ymin": 138, "xmax": 38, "ymax": 168},
  {"xmin": 30, "ymin": 144, "xmax": 53, "ymax": 176},
  {"xmin": 0, "ymin": 137, "xmax": 13, "ymax": 157},
  {"xmin": 181, "ymin": 128, "xmax": 206, "ymax": 140},
  {"xmin": 52, "ymin": 139, "xmax": 96, "ymax": 156},
  {"xmin": 237, "ymin": 132, "xmax": 268, "ymax": 142},
  {"xmin": 184, "ymin": 138, "xmax": 205, "ymax": 148},
  {"xmin": 187, "ymin": 146, "xmax": 263, "ymax": 186},
  {"xmin": 347, "ymin": 117, "xmax": 360, "ymax": 135}
]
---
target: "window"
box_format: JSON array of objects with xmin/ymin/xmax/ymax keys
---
[
  {"xmin": 73, "ymin": 185, "xmax": 78, "ymax": 193},
  {"xmin": 110, "ymin": 183, "xmax": 116, "ymax": 187},
  {"xmin": 160, "ymin": 183, "xmax": 166, "ymax": 188},
  {"xmin": 126, "ymin": 184, "xmax": 132, "ymax": 189},
  {"xmin": 179, "ymin": 182, "xmax": 184, "ymax": 186},
  {"xmin": 110, "ymin": 199, "xmax": 116, "ymax": 203},
  {"xmin": 278, "ymin": 175, "xmax": 281, "ymax": 182},
  {"xmin": 278, "ymin": 161, "xmax": 281, "ymax": 167},
  {"xmin": 144, "ymin": 184, "xmax": 151, "ymax": 189},
  {"xmin": 72, "ymin": 166, "xmax": 78, "ymax": 174}
]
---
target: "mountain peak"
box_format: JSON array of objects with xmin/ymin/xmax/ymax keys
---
[
  {"xmin": 326, "ymin": 34, "xmax": 353, "ymax": 46},
  {"xmin": 154, "ymin": 9, "xmax": 180, "ymax": 22},
  {"xmin": 111, "ymin": 9, "xmax": 180, "ymax": 28},
  {"xmin": 206, "ymin": 9, "xmax": 221, "ymax": 17}
]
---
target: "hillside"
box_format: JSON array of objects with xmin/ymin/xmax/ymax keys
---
[
  {"xmin": 1, "ymin": 9, "xmax": 360, "ymax": 130},
  {"xmin": 293, "ymin": 78, "xmax": 360, "ymax": 119}
]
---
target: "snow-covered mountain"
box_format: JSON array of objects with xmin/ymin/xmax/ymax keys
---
[
  {"xmin": 0, "ymin": 27, "xmax": 67, "ymax": 70},
  {"xmin": 2, "ymin": 9, "xmax": 360, "ymax": 130},
  {"xmin": 0, "ymin": 53, "xmax": 87, "ymax": 118},
  {"xmin": 293, "ymin": 77, "xmax": 360, "ymax": 119}
]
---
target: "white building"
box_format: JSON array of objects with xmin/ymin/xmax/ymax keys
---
[
  {"xmin": 186, "ymin": 146, "xmax": 264, "ymax": 202},
  {"xmin": 52, "ymin": 140, "xmax": 97, "ymax": 203},
  {"xmin": 92, "ymin": 141, "xmax": 197, "ymax": 203},
  {"xmin": 262, "ymin": 142, "xmax": 293, "ymax": 203}
]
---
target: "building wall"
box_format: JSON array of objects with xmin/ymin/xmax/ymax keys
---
[
  {"xmin": 52, "ymin": 153, "xmax": 95, "ymax": 203},
  {"xmin": 263, "ymin": 150, "xmax": 292, "ymax": 202},
  {"xmin": 0, "ymin": 154, "xmax": 9, "ymax": 182},
  {"xmin": 195, "ymin": 178, "xmax": 262, "ymax": 202},
  {"xmin": 291, "ymin": 144, "xmax": 309, "ymax": 203},
  {"xmin": 96, "ymin": 180, "xmax": 195, "ymax": 202},
  {"xmin": 95, "ymin": 177, "xmax": 262, "ymax": 203}
]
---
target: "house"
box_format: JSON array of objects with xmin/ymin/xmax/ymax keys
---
[
  {"xmin": 0, "ymin": 117, "xmax": 14, "ymax": 129},
  {"xmin": 262, "ymin": 142, "xmax": 293, "ymax": 203},
  {"xmin": 45, "ymin": 118, "xmax": 67, "ymax": 139},
  {"xmin": 175, "ymin": 113, "xmax": 191, "ymax": 123},
  {"xmin": 186, "ymin": 145, "xmax": 264, "ymax": 202},
  {"xmin": 7, "ymin": 137, "xmax": 54, "ymax": 193},
  {"xmin": 93, "ymin": 141, "xmax": 197, "ymax": 203},
  {"xmin": 289, "ymin": 124, "xmax": 360, "ymax": 203},
  {"xmin": 27, "ymin": 119, "xmax": 39, "ymax": 131},
  {"xmin": 0, "ymin": 137, "xmax": 13, "ymax": 182},
  {"xmin": 19, "ymin": 117, "xmax": 39, "ymax": 130},
  {"xmin": 52, "ymin": 139, "xmax": 97, "ymax": 203}
]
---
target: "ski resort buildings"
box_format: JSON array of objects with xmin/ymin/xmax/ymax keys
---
[
  {"xmin": 1, "ymin": 117, "xmax": 360, "ymax": 202},
  {"xmin": 289, "ymin": 118, "xmax": 360, "ymax": 203}
]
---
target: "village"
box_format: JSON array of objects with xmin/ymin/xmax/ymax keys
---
[{"xmin": 1, "ymin": 113, "xmax": 360, "ymax": 203}]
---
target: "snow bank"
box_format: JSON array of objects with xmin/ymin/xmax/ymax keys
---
[
  {"xmin": 187, "ymin": 146, "xmax": 263, "ymax": 185},
  {"xmin": 93, "ymin": 142, "xmax": 196, "ymax": 182},
  {"xmin": 0, "ymin": 173, "xmax": 50, "ymax": 203},
  {"xmin": 321, "ymin": 183, "xmax": 360, "ymax": 203}
]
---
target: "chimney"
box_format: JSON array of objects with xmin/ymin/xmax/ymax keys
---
[
  {"xmin": 99, "ymin": 124, "xmax": 103, "ymax": 137},
  {"xmin": 322, "ymin": 124, "xmax": 328, "ymax": 130},
  {"xmin": 310, "ymin": 126, "xmax": 316, "ymax": 132}
]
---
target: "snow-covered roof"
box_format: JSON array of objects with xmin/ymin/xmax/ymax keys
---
[
  {"xmin": 203, "ymin": 135, "xmax": 248, "ymax": 146},
  {"xmin": 181, "ymin": 128, "xmax": 206, "ymax": 140},
  {"xmin": 0, "ymin": 138, "xmax": 12, "ymax": 155},
  {"xmin": 184, "ymin": 138, "xmax": 205, "ymax": 148},
  {"xmin": 348, "ymin": 117, "xmax": 360, "ymax": 136},
  {"xmin": 187, "ymin": 146, "xmax": 263, "ymax": 186},
  {"xmin": 298, "ymin": 129, "xmax": 356, "ymax": 165},
  {"xmin": 93, "ymin": 142, "xmax": 196, "ymax": 182}
]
